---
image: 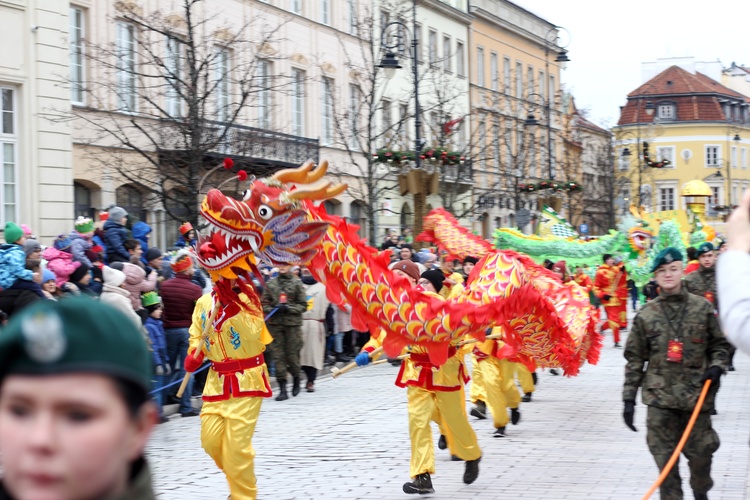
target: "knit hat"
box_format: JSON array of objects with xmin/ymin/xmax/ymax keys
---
[
  {"xmin": 650, "ymin": 247, "xmax": 683, "ymax": 273},
  {"xmin": 74, "ymin": 216, "xmax": 94, "ymax": 234},
  {"xmin": 108, "ymin": 206, "xmax": 128, "ymax": 223},
  {"xmin": 392, "ymin": 259, "xmax": 421, "ymax": 282},
  {"xmin": 53, "ymin": 235, "xmax": 73, "ymax": 252},
  {"xmin": 145, "ymin": 247, "xmax": 163, "ymax": 263},
  {"xmin": 98, "ymin": 211, "xmax": 109, "ymax": 222},
  {"xmin": 141, "ymin": 291, "xmax": 161, "ymax": 308},
  {"xmin": 23, "ymin": 239, "xmax": 42, "ymax": 258},
  {"xmin": 42, "ymin": 269, "xmax": 56, "ymax": 283},
  {"xmin": 69, "ymin": 263, "xmax": 91, "ymax": 283},
  {"xmin": 4, "ymin": 222, "xmax": 24, "ymax": 244},
  {"xmin": 0, "ymin": 298, "xmax": 152, "ymax": 395},
  {"xmin": 84, "ymin": 249, "xmax": 101, "ymax": 264},
  {"xmin": 552, "ymin": 260, "xmax": 567, "ymax": 274},
  {"xmin": 420, "ymin": 269, "xmax": 445, "ymax": 293},
  {"xmin": 463, "ymin": 256, "xmax": 479, "ymax": 265},
  {"xmin": 102, "ymin": 266, "xmax": 126, "ymax": 287},
  {"xmin": 20, "ymin": 224, "xmax": 33, "ymax": 237},
  {"xmin": 179, "ymin": 222, "xmax": 194, "ymax": 236},
  {"xmin": 171, "ymin": 249, "xmax": 193, "ymax": 273},
  {"xmin": 696, "ymin": 242, "xmax": 714, "ymax": 257}
]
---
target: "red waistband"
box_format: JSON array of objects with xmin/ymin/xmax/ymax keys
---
[
  {"xmin": 212, "ymin": 354, "xmax": 265, "ymax": 374},
  {"xmin": 409, "ymin": 346, "xmax": 457, "ymax": 365}
]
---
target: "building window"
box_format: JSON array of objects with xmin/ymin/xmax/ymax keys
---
[
  {"xmin": 348, "ymin": 84, "xmax": 361, "ymax": 149},
  {"xmin": 398, "ymin": 103, "xmax": 408, "ymax": 149},
  {"xmin": 538, "ymin": 70, "xmax": 544, "ymax": 98},
  {"xmin": 347, "ymin": 0, "xmax": 357, "ymax": 34},
  {"xmin": 732, "ymin": 146, "xmax": 738, "ymax": 168},
  {"xmin": 526, "ymin": 66, "xmax": 534, "ymax": 97},
  {"xmin": 321, "ymin": 0, "xmax": 331, "ymax": 25},
  {"xmin": 292, "ymin": 69, "xmax": 305, "ymax": 136},
  {"xmin": 428, "ymin": 30, "xmax": 437, "ymax": 66},
  {"xmin": 215, "ymin": 47, "xmax": 230, "ymax": 122},
  {"xmin": 515, "ymin": 62, "xmax": 523, "ymax": 98},
  {"xmin": 381, "ymin": 99, "xmax": 391, "ymax": 145},
  {"xmin": 442, "ymin": 36, "xmax": 451, "ymax": 72},
  {"xmin": 549, "ymin": 75, "xmax": 555, "ymax": 100},
  {"xmin": 0, "ymin": 88, "xmax": 17, "ymax": 225},
  {"xmin": 732, "ymin": 185, "xmax": 738, "ymax": 205},
  {"xmin": 742, "ymin": 147, "xmax": 747, "ymax": 168},
  {"xmin": 74, "ymin": 182, "xmax": 94, "ymax": 219},
  {"xmin": 657, "ymin": 104, "xmax": 675, "ymax": 120},
  {"xmin": 490, "ymin": 52, "xmax": 498, "ymax": 91},
  {"xmin": 456, "ymin": 41, "xmax": 465, "ymax": 77},
  {"xmin": 321, "ymin": 78, "xmax": 334, "ymax": 145},
  {"xmin": 503, "ymin": 57, "xmax": 511, "ymax": 91},
  {"xmin": 115, "ymin": 185, "xmax": 146, "ymax": 224},
  {"xmin": 116, "ymin": 22, "xmax": 137, "ymax": 112},
  {"xmin": 165, "ymin": 36, "xmax": 184, "ymax": 117},
  {"xmin": 705, "ymin": 145, "xmax": 720, "ymax": 167},
  {"xmin": 659, "ymin": 187, "xmax": 675, "ymax": 211},
  {"xmin": 656, "ymin": 146, "xmax": 675, "ymax": 168},
  {"xmin": 478, "ymin": 120, "xmax": 486, "ymax": 168},
  {"xmin": 257, "ymin": 60, "xmax": 271, "ymax": 129},
  {"xmin": 69, "ymin": 7, "xmax": 85, "ymax": 104},
  {"xmin": 710, "ymin": 186, "xmax": 720, "ymax": 206},
  {"xmin": 291, "ymin": 0, "xmax": 302, "ymax": 14},
  {"xmin": 476, "ymin": 47, "xmax": 484, "ymax": 87}
]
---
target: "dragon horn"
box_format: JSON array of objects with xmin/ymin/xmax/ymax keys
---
[
  {"xmin": 287, "ymin": 181, "xmax": 348, "ymax": 201},
  {"xmin": 272, "ymin": 160, "xmax": 317, "ymax": 184}
]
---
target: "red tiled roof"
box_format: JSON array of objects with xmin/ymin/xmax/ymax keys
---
[
  {"xmin": 618, "ymin": 95, "xmax": 727, "ymax": 125},
  {"xmin": 574, "ymin": 114, "xmax": 609, "ymax": 135},
  {"xmin": 628, "ymin": 65, "xmax": 745, "ymax": 99}
]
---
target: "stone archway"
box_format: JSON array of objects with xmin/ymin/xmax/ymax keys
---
[{"xmin": 400, "ymin": 202, "xmax": 413, "ymax": 233}]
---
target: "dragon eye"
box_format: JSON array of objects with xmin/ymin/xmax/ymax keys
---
[
  {"xmin": 258, "ymin": 205, "xmax": 273, "ymax": 220},
  {"xmin": 242, "ymin": 190, "xmax": 251, "ymax": 201}
]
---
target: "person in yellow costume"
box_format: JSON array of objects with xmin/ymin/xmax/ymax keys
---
[
  {"xmin": 515, "ymin": 362, "xmax": 536, "ymax": 402},
  {"xmin": 473, "ymin": 327, "xmax": 521, "ymax": 437},
  {"xmin": 354, "ymin": 261, "xmax": 482, "ymax": 495},
  {"xmin": 184, "ymin": 291, "xmax": 274, "ymax": 500}
]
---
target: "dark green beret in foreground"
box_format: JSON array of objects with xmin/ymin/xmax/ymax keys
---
[
  {"xmin": 696, "ymin": 242, "xmax": 714, "ymax": 257},
  {"xmin": 0, "ymin": 297, "xmax": 151, "ymax": 392},
  {"xmin": 650, "ymin": 247, "xmax": 684, "ymax": 273}
]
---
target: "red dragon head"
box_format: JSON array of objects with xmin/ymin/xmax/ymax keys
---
[{"xmin": 197, "ymin": 160, "xmax": 347, "ymax": 282}]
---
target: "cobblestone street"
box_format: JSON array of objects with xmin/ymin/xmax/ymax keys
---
[{"xmin": 148, "ymin": 322, "xmax": 750, "ymax": 499}]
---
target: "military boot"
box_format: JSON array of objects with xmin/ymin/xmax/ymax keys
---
[
  {"xmin": 694, "ymin": 493, "xmax": 709, "ymax": 500},
  {"xmin": 522, "ymin": 392, "xmax": 532, "ymax": 403},
  {"xmin": 510, "ymin": 408, "xmax": 521, "ymax": 425},
  {"xmin": 275, "ymin": 380, "xmax": 289, "ymax": 401},
  {"xmin": 463, "ymin": 456, "xmax": 481, "ymax": 484},
  {"xmin": 292, "ymin": 376, "xmax": 301, "ymax": 397},
  {"xmin": 402, "ymin": 473, "xmax": 434, "ymax": 494}
]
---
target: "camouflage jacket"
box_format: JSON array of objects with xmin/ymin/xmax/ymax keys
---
[
  {"xmin": 683, "ymin": 265, "xmax": 718, "ymax": 312},
  {"xmin": 261, "ymin": 273, "xmax": 308, "ymax": 327},
  {"xmin": 623, "ymin": 286, "xmax": 729, "ymax": 412}
]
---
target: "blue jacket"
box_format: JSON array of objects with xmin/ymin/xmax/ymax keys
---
[
  {"xmin": 131, "ymin": 221, "xmax": 152, "ymax": 265},
  {"xmin": 0, "ymin": 244, "xmax": 33, "ymax": 290},
  {"xmin": 174, "ymin": 235, "xmax": 197, "ymax": 249},
  {"xmin": 69, "ymin": 230, "xmax": 93, "ymax": 267},
  {"xmin": 103, "ymin": 219, "xmax": 130, "ymax": 263},
  {"xmin": 144, "ymin": 316, "xmax": 169, "ymax": 368}
]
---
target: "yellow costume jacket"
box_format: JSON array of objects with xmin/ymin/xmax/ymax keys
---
[
  {"xmin": 189, "ymin": 293, "xmax": 274, "ymax": 402},
  {"xmin": 362, "ymin": 292, "xmax": 469, "ymax": 391}
]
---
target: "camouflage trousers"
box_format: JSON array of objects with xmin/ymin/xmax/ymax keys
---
[
  {"xmin": 646, "ymin": 406, "xmax": 720, "ymax": 500},
  {"xmin": 268, "ymin": 325, "xmax": 302, "ymax": 381}
]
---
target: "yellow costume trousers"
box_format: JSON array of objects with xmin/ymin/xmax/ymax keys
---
[
  {"xmin": 483, "ymin": 358, "xmax": 521, "ymax": 428},
  {"xmin": 201, "ymin": 397, "xmax": 263, "ymax": 500},
  {"xmin": 407, "ymin": 386, "xmax": 481, "ymax": 477},
  {"xmin": 514, "ymin": 363, "xmax": 535, "ymax": 394},
  {"xmin": 469, "ymin": 353, "xmax": 486, "ymax": 404}
]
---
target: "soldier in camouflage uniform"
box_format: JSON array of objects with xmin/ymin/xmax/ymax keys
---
[
  {"xmin": 623, "ymin": 247, "xmax": 729, "ymax": 500},
  {"xmin": 262, "ymin": 264, "xmax": 309, "ymax": 401},
  {"xmin": 684, "ymin": 242, "xmax": 734, "ymax": 371}
]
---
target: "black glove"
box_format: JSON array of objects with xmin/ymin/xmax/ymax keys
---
[
  {"xmin": 623, "ymin": 400, "xmax": 637, "ymax": 432},
  {"xmin": 276, "ymin": 303, "xmax": 288, "ymax": 313},
  {"xmin": 602, "ymin": 294, "xmax": 612, "ymax": 302},
  {"xmin": 700, "ymin": 365, "xmax": 723, "ymax": 386}
]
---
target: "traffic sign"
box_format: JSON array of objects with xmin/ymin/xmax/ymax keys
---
[{"xmin": 579, "ymin": 224, "xmax": 589, "ymax": 234}]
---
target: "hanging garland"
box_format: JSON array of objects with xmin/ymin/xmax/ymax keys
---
[
  {"xmin": 518, "ymin": 180, "xmax": 583, "ymax": 193},
  {"xmin": 372, "ymin": 148, "xmax": 465, "ymax": 166},
  {"xmin": 642, "ymin": 141, "xmax": 670, "ymax": 168}
]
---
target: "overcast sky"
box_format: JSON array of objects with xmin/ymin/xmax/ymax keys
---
[{"xmin": 513, "ymin": 0, "xmax": 750, "ymax": 128}]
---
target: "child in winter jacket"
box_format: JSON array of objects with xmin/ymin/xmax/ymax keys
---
[
  {"xmin": 100, "ymin": 266, "xmax": 142, "ymax": 328},
  {"xmin": 142, "ymin": 292, "xmax": 170, "ymax": 422},
  {"xmin": 103, "ymin": 206, "xmax": 130, "ymax": 263},
  {"xmin": 131, "ymin": 221, "xmax": 152, "ymax": 266},
  {"xmin": 121, "ymin": 262, "xmax": 158, "ymax": 321},
  {"xmin": 0, "ymin": 222, "xmax": 33, "ymax": 290},
  {"xmin": 42, "ymin": 236, "xmax": 82, "ymax": 288},
  {"xmin": 69, "ymin": 216, "xmax": 95, "ymax": 267}
]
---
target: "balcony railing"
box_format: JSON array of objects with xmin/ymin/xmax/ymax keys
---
[
  {"xmin": 441, "ymin": 160, "xmax": 473, "ymax": 185},
  {"xmin": 207, "ymin": 121, "xmax": 319, "ymax": 167}
]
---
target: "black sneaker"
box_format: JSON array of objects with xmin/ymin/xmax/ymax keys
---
[
  {"xmin": 438, "ymin": 434, "xmax": 447, "ymax": 450},
  {"xmin": 180, "ymin": 409, "xmax": 200, "ymax": 417},
  {"xmin": 451, "ymin": 455, "xmax": 461, "ymax": 461},
  {"xmin": 463, "ymin": 457, "xmax": 481, "ymax": 484},
  {"xmin": 522, "ymin": 392, "xmax": 532, "ymax": 403},
  {"xmin": 493, "ymin": 427, "xmax": 506, "ymax": 438},
  {"xmin": 403, "ymin": 473, "xmax": 434, "ymax": 494},
  {"xmin": 614, "ymin": 343, "xmax": 622, "ymax": 348},
  {"xmin": 511, "ymin": 408, "xmax": 521, "ymax": 425},
  {"xmin": 728, "ymin": 364, "xmax": 736, "ymax": 372},
  {"xmin": 470, "ymin": 406, "xmax": 487, "ymax": 420},
  {"xmin": 531, "ymin": 372, "xmax": 538, "ymax": 385},
  {"xmin": 549, "ymin": 369, "xmax": 560, "ymax": 376}
]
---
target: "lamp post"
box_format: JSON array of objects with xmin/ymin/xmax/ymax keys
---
[
  {"xmin": 615, "ymin": 99, "xmax": 657, "ymax": 208},
  {"xmin": 378, "ymin": 0, "xmax": 436, "ymax": 245},
  {"xmin": 543, "ymin": 26, "xmax": 570, "ymax": 180}
]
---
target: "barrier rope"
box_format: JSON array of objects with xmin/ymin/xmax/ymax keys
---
[{"xmin": 640, "ymin": 379, "xmax": 712, "ymax": 500}]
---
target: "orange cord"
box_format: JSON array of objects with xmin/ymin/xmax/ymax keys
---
[{"xmin": 640, "ymin": 379, "xmax": 712, "ymax": 500}]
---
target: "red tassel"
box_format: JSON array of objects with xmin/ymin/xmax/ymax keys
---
[
  {"xmin": 237, "ymin": 170, "xmax": 248, "ymax": 181},
  {"xmin": 223, "ymin": 158, "xmax": 234, "ymax": 169}
]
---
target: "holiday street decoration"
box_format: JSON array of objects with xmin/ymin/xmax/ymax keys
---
[
  {"xmin": 642, "ymin": 141, "xmax": 671, "ymax": 168},
  {"xmin": 518, "ymin": 180, "xmax": 582, "ymax": 193},
  {"xmin": 372, "ymin": 148, "xmax": 465, "ymax": 166}
]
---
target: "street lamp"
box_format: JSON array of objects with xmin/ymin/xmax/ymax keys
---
[{"xmin": 543, "ymin": 26, "xmax": 570, "ymax": 181}]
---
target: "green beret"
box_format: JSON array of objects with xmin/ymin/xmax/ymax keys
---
[
  {"xmin": 651, "ymin": 247, "xmax": 684, "ymax": 273},
  {"xmin": 0, "ymin": 298, "xmax": 151, "ymax": 393},
  {"xmin": 696, "ymin": 242, "xmax": 714, "ymax": 257}
]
